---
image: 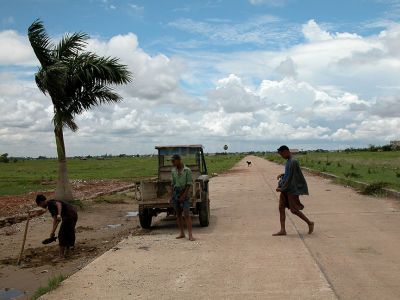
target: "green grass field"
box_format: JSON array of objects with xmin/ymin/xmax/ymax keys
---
[
  {"xmin": 261, "ymin": 151, "xmax": 400, "ymax": 192},
  {"xmin": 0, "ymin": 154, "xmax": 244, "ymax": 196}
]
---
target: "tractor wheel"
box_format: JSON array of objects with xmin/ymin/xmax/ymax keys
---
[
  {"xmin": 199, "ymin": 193, "xmax": 210, "ymax": 227},
  {"xmin": 139, "ymin": 206, "xmax": 152, "ymax": 229}
]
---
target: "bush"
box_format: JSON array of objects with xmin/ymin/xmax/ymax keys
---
[
  {"xmin": 381, "ymin": 144, "xmax": 392, "ymax": 151},
  {"xmin": 0, "ymin": 153, "xmax": 9, "ymax": 163},
  {"xmin": 361, "ymin": 182, "xmax": 389, "ymax": 196},
  {"xmin": 344, "ymin": 172, "xmax": 362, "ymax": 179}
]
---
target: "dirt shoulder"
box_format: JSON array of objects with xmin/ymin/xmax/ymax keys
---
[{"xmin": 0, "ymin": 190, "xmax": 140, "ymax": 300}]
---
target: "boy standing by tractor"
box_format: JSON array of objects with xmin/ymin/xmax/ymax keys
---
[{"xmin": 171, "ymin": 154, "xmax": 195, "ymax": 241}]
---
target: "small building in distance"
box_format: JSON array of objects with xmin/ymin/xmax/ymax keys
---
[
  {"xmin": 290, "ymin": 148, "xmax": 300, "ymax": 154},
  {"xmin": 390, "ymin": 140, "xmax": 400, "ymax": 150}
]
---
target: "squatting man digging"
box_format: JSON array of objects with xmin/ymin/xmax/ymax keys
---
[
  {"xmin": 35, "ymin": 195, "xmax": 78, "ymax": 258},
  {"xmin": 273, "ymin": 145, "xmax": 314, "ymax": 236},
  {"xmin": 170, "ymin": 154, "xmax": 195, "ymax": 241}
]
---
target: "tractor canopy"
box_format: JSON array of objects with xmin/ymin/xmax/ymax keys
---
[{"xmin": 155, "ymin": 145, "xmax": 208, "ymax": 177}]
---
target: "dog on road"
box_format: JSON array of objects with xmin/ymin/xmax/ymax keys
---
[{"xmin": 246, "ymin": 161, "xmax": 252, "ymax": 167}]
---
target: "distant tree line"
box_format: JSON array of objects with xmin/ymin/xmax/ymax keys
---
[
  {"xmin": 0, "ymin": 153, "xmax": 18, "ymax": 163},
  {"xmin": 344, "ymin": 144, "xmax": 397, "ymax": 152}
]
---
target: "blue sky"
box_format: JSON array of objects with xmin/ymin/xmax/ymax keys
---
[
  {"xmin": 0, "ymin": 0, "xmax": 400, "ymax": 156},
  {"xmin": 1, "ymin": 0, "xmax": 395, "ymax": 52}
]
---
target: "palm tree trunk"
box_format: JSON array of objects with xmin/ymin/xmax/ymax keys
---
[{"xmin": 54, "ymin": 125, "xmax": 74, "ymax": 201}]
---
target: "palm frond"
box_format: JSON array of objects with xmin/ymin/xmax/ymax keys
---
[
  {"xmin": 28, "ymin": 19, "xmax": 54, "ymax": 67},
  {"xmin": 73, "ymin": 53, "xmax": 132, "ymax": 85},
  {"xmin": 40, "ymin": 62, "xmax": 69, "ymax": 103},
  {"xmin": 64, "ymin": 118, "xmax": 79, "ymax": 132},
  {"xmin": 53, "ymin": 109, "xmax": 78, "ymax": 132},
  {"xmin": 28, "ymin": 20, "xmax": 133, "ymax": 133},
  {"xmin": 68, "ymin": 85, "xmax": 122, "ymax": 115},
  {"xmin": 35, "ymin": 67, "xmax": 47, "ymax": 95},
  {"xmin": 56, "ymin": 32, "xmax": 88, "ymax": 60}
]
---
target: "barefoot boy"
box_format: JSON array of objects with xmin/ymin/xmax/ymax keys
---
[
  {"xmin": 273, "ymin": 146, "xmax": 314, "ymax": 236},
  {"xmin": 171, "ymin": 154, "xmax": 195, "ymax": 241}
]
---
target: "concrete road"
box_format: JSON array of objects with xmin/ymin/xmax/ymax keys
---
[{"xmin": 43, "ymin": 156, "xmax": 400, "ymax": 300}]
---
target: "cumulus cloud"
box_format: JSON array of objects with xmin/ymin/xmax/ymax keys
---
[
  {"xmin": 203, "ymin": 73, "xmax": 371, "ymax": 143},
  {"xmin": 275, "ymin": 57, "xmax": 297, "ymax": 78},
  {"xmin": 1, "ymin": 18, "xmax": 400, "ymax": 155},
  {"xmin": 209, "ymin": 74, "xmax": 265, "ymax": 113},
  {"xmin": 379, "ymin": 23, "xmax": 400, "ymax": 55},
  {"xmin": 201, "ymin": 70, "xmax": 399, "ymax": 147},
  {"xmin": 0, "ymin": 74, "xmax": 55, "ymax": 155},
  {"xmin": 369, "ymin": 96, "xmax": 400, "ymax": 117},
  {"xmin": 87, "ymin": 33, "xmax": 185, "ymax": 101},
  {"xmin": 193, "ymin": 19, "xmax": 400, "ymax": 100},
  {"xmin": 87, "ymin": 33, "xmax": 203, "ymax": 111},
  {"xmin": 337, "ymin": 117, "xmax": 400, "ymax": 142},
  {"xmin": 0, "ymin": 30, "xmax": 36, "ymax": 65},
  {"xmin": 302, "ymin": 20, "xmax": 333, "ymax": 42}
]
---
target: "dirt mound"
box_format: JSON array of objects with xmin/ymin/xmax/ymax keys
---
[{"xmin": 0, "ymin": 244, "xmax": 99, "ymax": 269}]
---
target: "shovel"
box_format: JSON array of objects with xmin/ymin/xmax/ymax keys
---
[
  {"xmin": 16, "ymin": 211, "xmax": 30, "ymax": 265},
  {"xmin": 42, "ymin": 236, "xmax": 57, "ymax": 244}
]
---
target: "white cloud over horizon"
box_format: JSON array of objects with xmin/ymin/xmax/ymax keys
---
[{"xmin": 0, "ymin": 19, "xmax": 400, "ymax": 156}]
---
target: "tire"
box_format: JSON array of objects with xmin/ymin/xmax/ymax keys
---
[
  {"xmin": 198, "ymin": 193, "xmax": 210, "ymax": 227},
  {"xmin": 139, "ymin": 206, "xmax": 152, "ymax": 229}
]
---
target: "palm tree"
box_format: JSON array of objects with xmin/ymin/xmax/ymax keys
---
[{"xmin": 28, "ymin": 20, "xmax": 132, "ymax": 201}]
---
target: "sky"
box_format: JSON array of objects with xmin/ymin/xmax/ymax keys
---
[{"xmin": 0, "ymin": 0, "xmax": 400, "ymax": 156}]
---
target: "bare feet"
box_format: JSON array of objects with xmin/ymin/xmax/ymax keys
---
[
  {"xmin": 176, "ymin": 234, "xmax": 185, "ymax": 239},
  {"xmin": 189, "ymin": 236, "xmax": 195, "ymax": 241},
  {"xmin": 308, "ymin": 222, "xmax": 314, "ymax": 234},
  {"xmin": 272, "ymin": 230, "xmax": 287, "ymax": 236}
]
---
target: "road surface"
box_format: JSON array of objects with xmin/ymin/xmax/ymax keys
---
[{"xmin": 43, "ymin": 156, "xmax": 400, "ymax": 299}]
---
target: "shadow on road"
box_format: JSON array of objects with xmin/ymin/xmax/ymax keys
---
[{"xmin": 143, "ymin": 213, "xmax": 218, "ymax": 235}]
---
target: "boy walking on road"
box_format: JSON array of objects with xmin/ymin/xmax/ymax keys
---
[
  {"xmin": 273, "ymin": 145, "xmax": 314, "ymax": 236},
  {"xmin": 171, "ymin": 154, "xmax": 195, "ymax": 241}
]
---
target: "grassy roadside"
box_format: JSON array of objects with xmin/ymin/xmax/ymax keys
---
[
  {"xmin": 31, "ymin": 274, "xmax": 66, "ymax": 300},
  {"xmin": 0, "ymin": 156, "xmax": 158, "ymax": 196},
  {"xmin": 0, "ymin": 154, "xmax": 244, "ymax": 196},
  {"xmin": 260, "ymin": 151, "xmax": 400, "ymax": 192},
  {"xmin": 206, "ymin": 154, "xmax": 245, "ymax": 175}
]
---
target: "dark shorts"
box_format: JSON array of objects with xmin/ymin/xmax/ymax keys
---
[
  {"xmin": 172, "ymin": 188, "xmax": 190, "ymax": 211},
  {"xmin": 58, "ymin": 213, "xmax": 78, "ymax": 247},
  {"xmin": 279, "ymin": 192, "xmax": 304, "ymax": 212},
  {"xmin": 173, "ymin": 198, "xmax": 190, "ymax": 211}
]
